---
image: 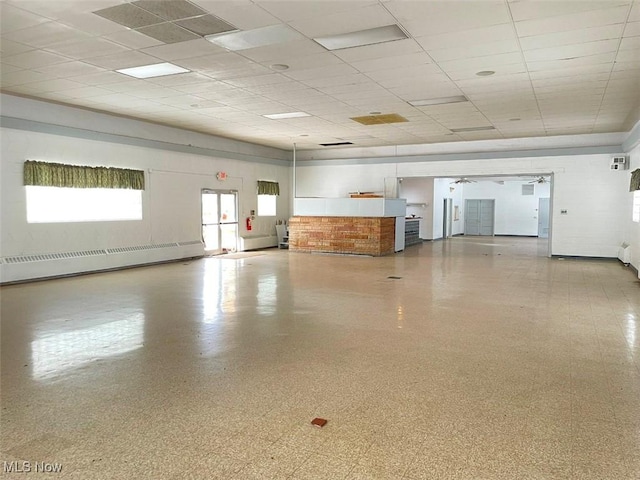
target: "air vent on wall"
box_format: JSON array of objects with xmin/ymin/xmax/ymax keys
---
[
  {"xmin": 522, "ymin": 184, "xmax": 534, "ymax": 196},
  {"xmin": 319, "ymin": 141, "xmax": 354, "ymax": 147},
  {"xmin": 610, "ymin": 156, "xmax": 629, "ymax": 170}
]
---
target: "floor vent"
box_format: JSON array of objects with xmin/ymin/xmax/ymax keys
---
[{"xmin": 387, "ymin": 276, "xmax": 403, "ymax": 279}]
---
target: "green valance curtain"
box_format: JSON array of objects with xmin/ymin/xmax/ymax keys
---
[
  {"xmin": 257, "ymin": 180, "xmax": 280, "ymax": 195},
  {"xmin": 24, "ymin": 160, "xmax": 145, "ymax": 190},
  {"xmin": 631, "ymin": 169, "xmax": 640, "ymax": 192}
]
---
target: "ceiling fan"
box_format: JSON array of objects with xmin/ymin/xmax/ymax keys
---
[
  {"xmin": 528, "ymin": 176, "xmax": 549, "ymax": 184},
  {"xmin": 450, "ymin": 178, "xmax": 476, "ymax": 184}
]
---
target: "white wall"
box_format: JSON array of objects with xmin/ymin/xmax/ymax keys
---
[
  {"xmin": 296, "ymin": 153, "xmax": 631, "ymax": 258},
  {"xmin": 461, "ymin": 180, "xmax": 551, "ymax": 236},
  {"xmin": 622, "ymin": 143, "xmax": 640, "ymax": 276},
  {"xmin": 1, "ymin": 99, "xmax": 291, "ymax": 283}
]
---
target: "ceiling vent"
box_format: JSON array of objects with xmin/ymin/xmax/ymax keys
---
[
  {"xmin": 93, "ymin": 0, "xmax": 237, "ymax": 44},
  {"xmin": 350, "ymin": 114, "xmax": 408, "ymax": 125}
]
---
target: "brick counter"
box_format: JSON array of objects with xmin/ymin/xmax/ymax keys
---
[{"xmin": 288, "ymin": 216, "xmax": 396, "ymax": 256}]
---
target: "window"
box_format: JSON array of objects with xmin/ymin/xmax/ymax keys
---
[
  {"xmin": 26, "ymin": 186, "xmax": 142, "ymax": 223},
  {"xmin": 633, "ymin": 191, "xmax": 640, "ymax": 223},
  {"xmin": 257, "ymin": 194, "xmax": 276, "ymax": 216}
]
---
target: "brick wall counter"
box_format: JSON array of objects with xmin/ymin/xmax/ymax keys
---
[{"xmin": 288, "ymin": 216, "xmax": 396, "ymax": 256}]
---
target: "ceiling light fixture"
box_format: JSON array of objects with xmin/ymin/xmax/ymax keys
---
[
  {"xmin": 313, "ymin": 24, "xmax": 408, "ymax": 51},
  {"xmin": 206, "ymin": 24, "xmax": 301, "ymax": 51},
  {"xmin": 408, "ymin": 95, "xmax": 468, "ymax": 107},
  {"xmin": 450, "ymin": 126, "xmax": 496, "ymax": 132},
  {"xmin": 116, "ymin": 62, "xmax": 190, "ymax": 79},
  {"xmin": 476, "ymin": 70, "xmax": 495, "ymax": 76},
  {"xmin": 263, "ymin": 112, "xmax": 311, "ymax": 119}
]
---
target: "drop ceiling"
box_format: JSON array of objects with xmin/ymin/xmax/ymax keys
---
[{"xmin": 1, "ymin": 0, "xmax": 639, "ymax": 151}]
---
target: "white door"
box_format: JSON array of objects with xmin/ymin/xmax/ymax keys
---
[
  {"xmin": 202, "ymin": 189, "xmax": 238, "ymax": 254},
  {"xmin": 538, "ymin": 197, "xmax": 550, "ymax": 238},
  {"xmin": 464, "ymin": 199, "xmax": 495, "ymax": 236}
]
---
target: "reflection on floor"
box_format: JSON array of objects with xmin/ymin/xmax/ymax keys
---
[{"xmin": 1, "ymin": 237, "xmax": 639, "ymax": 479}]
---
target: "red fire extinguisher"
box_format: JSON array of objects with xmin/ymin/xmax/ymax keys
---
[{"xmin": 246, "ymin": 217, "xmax": 252, "ymax": 231}]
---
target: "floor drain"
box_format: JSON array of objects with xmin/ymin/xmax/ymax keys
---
[{"xmin": 387, "ymin": 276, "xmax": 402, "ymax": 279}]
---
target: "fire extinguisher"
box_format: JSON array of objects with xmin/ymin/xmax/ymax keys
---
[{"xmin": 246, "ymin": 217, "xmax": 252, "ymax": 231}]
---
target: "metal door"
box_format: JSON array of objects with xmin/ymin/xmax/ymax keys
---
[
  {"xmin": 464, "ymin": 199, "xmax": 494, "ymax": 236},
  {"xmin": 202, "ymin": 189, "xmax": 238, "ymax": 254}
]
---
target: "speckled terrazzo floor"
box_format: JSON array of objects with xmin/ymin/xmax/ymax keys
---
[{"xmin": 1, "ymin": 236, "xmax": 639, "ymax": 479}]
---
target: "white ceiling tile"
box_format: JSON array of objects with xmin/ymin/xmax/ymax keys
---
[
  {"xmin": 11, "ymin": 78, "xmax": 86, "ymax": 92},
  {"xmin": 0, "ymin": 63, "xmax": 23, "ymax": 74},
  {"xmin": 284, "ymin": 63, "xmax": 359, "ymax": 81},
  {"xmin": 2, "ymin": 21, "xmax": 92, "ymax": 48},
  {"xmin": 60, "ymin": 85, "xmax": 120, "ymax": 98},
  {"xmin": 386, "ymin": 0, "xmax": 511, "ymax": 37},
  {"xmin": 624, "ymin": 21, "xmax": 640, "ymax": 37},
  {"xmin": 83, "ymin": 51, "xmax": 160, "ymax": 69},
  {"xmin": 0, "ymin": 3, "xmax": 51, "ymax": 34},
  {"xmin": 619, "ymin": 36, "xmax": 640, "ymax": 49},
  {"xmin": 222, "ymin": 73, "xmax": 293, "ymax": 88},
  {"xmin": 141, "ymin": 39, "xmax": 226, "ymax": 61},
  {"xmin": 332, "ymin": 38, "xmax": 422, "ymax": 63},
  {"xmin": 57, "ymin": 11, "xmax": 129, "ymax": 36},
  {"xmin": 102, "ymin": 30, "xmax": 165, "ymax": 49},
  {"xmin": 508, "ymin": 1, "xmax": 630, "ymax": 22},
  {"xmin": 235, "ymin": 38, "xmax": 326, "ymax": 63},
  {"xmin": 629, "ymin": 1, "xmax": 640, "ymax": 21},
  {"xmin": 614, "ymin": 48, "xmax": 640, "ymax": 63},
  {"xmin": 426, "ymin": 39, "xmax": 520, "ymax": 63},
  {"xmin": 527, "ymin": 52, "xmax": 617, "ymax": 72},
  {"xmin": 351, "ymin": 52, "xmax": 432, "ymax": 73},
  {"xmin": 524, "ymin": 39, "xmax": 619, "ymax": 62},
  {"xmin": 5, "ymin": 0, "xmax": 124, "ymax": 19},
  {"xmin": 191, "ymin": 0, "xmax": 279, "ymax": 29},
  {"xmin": 415, "ymin": 23, "xmax": 515, "ymax": 50},
  {"xmin": 288, "ymin": 4, "xmax": 396, "ymax": 38},
  {"xmin": 268, "ymin": 52, "xmax": 345, "ymax": 72},
  {"xmin": 519, "ymin": 24, "xmax": 624, "ymax": 50},
  {"xmin": 0, "ymin": 39, "xmax": 34, "ymax": 56},
  {"xmin": 254, "ymin": 1, "xmax": 376, "ymax": 22},
  {"xmin": 67, "ymin": 71, "xmax": 131, "ymax": 85},
  {"xmin": 515, "ymin": 5, "xmax": 630, "ymax": 37},
  {"xmin": 146, "ymin": 72, "xmax": 216, "ymax": 87},
  {"xmin": 364, "ymin": 64, "xmax": 442, "ymax": 86},
  {"xmin": 33, "ymin": 61, "xmax": 105, "ymax": 78},
  {"xmin": 44, "ymin": 38, "xmax": 130, "ymax": 59},
  {"xmin": 528, "ymin": 63, "xmax": 612, "ymax": 79},
  {"xmin": 2, "ymin": 50, "xmax": 71, "ymax": 68}
]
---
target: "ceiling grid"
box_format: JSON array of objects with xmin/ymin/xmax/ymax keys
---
[{"xmin": 0, "ymin": 0, "xmax": 638, "ymax": 150}]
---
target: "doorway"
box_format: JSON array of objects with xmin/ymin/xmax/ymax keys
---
[
  {"xmin": 538, "ymin": 197, "xmax": 550, "ymax": 238},
  {"xmin": 443, "ymin": 198, "xmax": 453, "ymax": 238},
  {"xmin": 202, "ymin": 189, "xmax": 238, "ymax": 254},
  {"xmin": 465, "ymin": 199, "xmax": 495, "ymax": 236}
]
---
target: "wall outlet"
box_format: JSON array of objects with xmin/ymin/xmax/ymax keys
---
[{"xmin": 561, "ymin": 209, "xmax": 568, "ymax": 214}]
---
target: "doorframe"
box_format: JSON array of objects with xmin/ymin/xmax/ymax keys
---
[{"xmin": 201, "ymin": 188, "xmax": 239, "ymax": 254}]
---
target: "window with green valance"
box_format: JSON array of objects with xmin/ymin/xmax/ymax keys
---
[
  {"xmin": 257, "ymin": 180, "xmax": 279, "ymax": 195},
  {"xmin": 630, "ymin": 169, "xmax": 640, "ymax": 192},
  {"xmin": 24, "ymin": 160, "xmax": 145, "ymax": 190}
]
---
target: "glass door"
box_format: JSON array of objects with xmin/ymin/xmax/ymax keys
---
[{"xmin": 202, "ymin": 189, "xmax": 238, "ymax": 254}]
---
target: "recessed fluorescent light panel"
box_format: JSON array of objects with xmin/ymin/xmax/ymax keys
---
[
  {"xmin": 314, "ymin": 24, "xmax": 408, "ymax": 51},
  {"xmin": 116, "ymin": 62, "xmax": 190, "ymax": 79},
  {"xmin": 408, "ymin": 95, "xmax": 468, "ymax": 107},
  {"xmin": 450, "ymin": 126, "xmax": 496, "ymax": 132},
  {"xmin": 263, "ymin": 112, "xmax": 311, "ymax": 119},
  {"xmin": 206, "ymin": 24, "xmax": 301, "ymax": 51}
]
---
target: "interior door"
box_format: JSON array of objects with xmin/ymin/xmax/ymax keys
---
[
  {"xmin": 465, "ymin": 199, "xmax": 494, "ymax": 236},
  {"xmin": 538, "ymin": 197, "xmax": 550, "ymax": 238},
  {"xmin": 202, "ymin": 189, "xmax": 238, "ymax": 254}
]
